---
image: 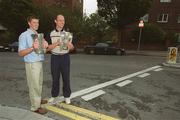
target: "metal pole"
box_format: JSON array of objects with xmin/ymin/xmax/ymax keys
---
[
  {"xmin": 137, "ymin": 27, "xmax": 142, "ymax": 51},
  {"xmin": 178, "ymin": 48, "xmax": 180, "ymax": 63}
]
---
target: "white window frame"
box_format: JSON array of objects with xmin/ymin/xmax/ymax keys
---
[
  {"xmin": 157, "ymin": 14, "xmax": 169, "ymax": 23},
  {"xmin": 160, "ymin": 0, "xmax": 171, "ymax": 3}
]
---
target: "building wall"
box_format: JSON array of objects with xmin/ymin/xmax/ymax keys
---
[
  {"xmin": 149, "ymin": 0, "xmax": 180, "ymax": 32},
  {"xmin": 123, "ymin": 0, "xmax": 180, "ymax": 50}
]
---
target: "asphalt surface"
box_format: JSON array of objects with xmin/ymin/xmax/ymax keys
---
[{"xmin": 0, "ymin": 50, "xmax": 180, "ymax": 120}]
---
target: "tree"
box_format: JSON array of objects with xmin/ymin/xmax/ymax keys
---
[
  {"xmin": 0, "ymin": 0, "xmax": 35, "ymax": 33},
  {"xmin": 0, "ymin": 0, "xmax": 35, "ymax": 41},
  {"xmin": 0, "ymin": 0, "xmax": 83, "ymax": 44},
  {"xmin": 97, "ymin": 0, "xmax": 153, "ymax": 47},
  {"xmin": 132, "ymin": 23, "xmax": 165, "ymax": 43},
  {"xmin": 80, "ymin": 13, "xmax": 115, "ymax": 44},
  {"xmin": 46, "ymin": 6, "xmax": 84, "ymax": 42}
]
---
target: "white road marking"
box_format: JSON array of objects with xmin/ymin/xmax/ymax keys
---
[
  {"xmin": 116, "ymin": 80, "xmax": 133, "ymax": 87},
  {"xmin": 81, "ymin": 90, "xmax": 105, "ymax": 101},
  {"xmin": 51, "ymin": 66, "xmax": 161, "ymax": 104},
  {"xmin": 154, "ymin": 68, "xmax": 163, "ymax": 71},
  {"xmin": 138, "ymin": 73, "xmax": 150, "ymax": 78}
]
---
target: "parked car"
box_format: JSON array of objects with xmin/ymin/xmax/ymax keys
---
[
  {"xmin": 9, "ymin": 41, "xmax": 18, "ymax": 52},
  {"xmin": 4, "ymin": 46, "xmax": 10, "ymax": 51},
  {"xmin": 0, "ymin": 45, "xmax": 9, "ymax": 52},
  {"xmin": 0, "ymin": 45, "xmax": 5, "ymax": 52},
  {"xmin": 84, "ymin": 43, "xmax": 126, "ymax": 55}
]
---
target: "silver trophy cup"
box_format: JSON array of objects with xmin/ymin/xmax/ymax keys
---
[
  {"xmin": 31, "ymin": 33, "xmax": 45, "ymax": 54},
  {"xmin": 59, "ymin": 31, "xmax": 73, "ymax": 51}
]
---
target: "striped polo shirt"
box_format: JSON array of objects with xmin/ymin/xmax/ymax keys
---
[{"xmin": 48, "ymin": 29, "xmax": 72, "ymax": 55}]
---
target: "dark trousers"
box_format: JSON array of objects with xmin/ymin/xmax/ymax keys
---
[{"xmin": 51, "ymin": 54, "xmax": 71, "ymax": 98}]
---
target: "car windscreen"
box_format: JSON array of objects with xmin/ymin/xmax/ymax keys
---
[{"xmin": 96, "ymin": 43, "xmax": 109, "ymax": 47}]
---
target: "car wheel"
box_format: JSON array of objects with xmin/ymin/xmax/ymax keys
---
[
  {"xmin": 11, "ymin": 48, "xmax": 15, "ymax": 52},
  {"xmin": 90, "ymin": 50, "xmax": 94, "ymax": 54},
  {"xmin": 116, "ymin": 50, "xmax": 121, "ymax": 55}
]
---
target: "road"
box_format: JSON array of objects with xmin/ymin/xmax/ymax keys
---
[{"xmin": 0, "ymin": 52, "xmax": 180, "ymax": 120}]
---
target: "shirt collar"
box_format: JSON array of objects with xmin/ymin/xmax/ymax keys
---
[
  {"xmin": 27, "ymin": 28, "xmax": 38, "ymax": 34},
  {"xmin": 55, "ymin": 28, "xmax": 64, "ymax": 32}
]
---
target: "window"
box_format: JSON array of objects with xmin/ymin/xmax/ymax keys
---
[
  {"xmin": 177, "ymin": 15, "xmax": 180, "ymax": 23},
  {"xmin": 160, "ymin": 0, "xmax": 171, "ymax": 2},
  {"xmin": 157, "ymin": 14, "xmax": 168, "ymax": 23}
]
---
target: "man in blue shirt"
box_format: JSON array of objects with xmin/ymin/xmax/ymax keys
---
[{"xmin": 18, "ymin": 15, "xmax": 48, "ymax": 114}]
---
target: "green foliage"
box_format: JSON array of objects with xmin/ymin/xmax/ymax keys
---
[
  {"xmin": 80, "ymin": 13, "xmax": 115, "ymax": 44},
  {"xmin": 0, "ymin": 0, "xmax": 83, "ymax": 43},
  {"xmin": 0, "ymin": 0, "xmax": 35, "ymax": 34},
  {"xmin": 34, "ymin": 6, "xmax": 54, "ymax": 33},
  {"xmin": 0, "ymin": 31, "xmax": 16, "ymax": 45},
  {"xmin": 132, "ymin": 23, "xmax": 165, "ymax": 43},
  {"xmin": 165, "ymin": 32, "xmax": 178, "ymax": 44},
  {"xmin": 97, "ymin": 0, "xmax": 152, "ymax": 29},
  {"xmin": 0, "ymin": 0, "xmax": 115, "ymax": 45},
  {"xmin": 45, "ymin": 6, "xmax": 84, "ymax": 42}
]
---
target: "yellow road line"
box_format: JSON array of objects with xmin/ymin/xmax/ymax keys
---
[
  {"xmin": 45, "ymin": 105, "xmax": 91, "ymax": 120},
  {"xmin": 58, "ymin": 103, "xmax": 120, "ymax": 120}
]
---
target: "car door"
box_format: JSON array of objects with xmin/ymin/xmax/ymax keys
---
[
  {"xmin": 107, "ymin": 46, "xmax": 117, "ymax": 54},
  {"xmin": 95, "ymin": 43, "xmax": 108, "ymax": 54}
]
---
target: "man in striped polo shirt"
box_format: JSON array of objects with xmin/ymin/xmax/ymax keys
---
[{"xmin": 46, "ymin": 15, "xmax": 74, "ymax": 104}]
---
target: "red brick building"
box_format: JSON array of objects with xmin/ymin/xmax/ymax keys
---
[
  {"xmin": 149, "ymin": 0, "xmax": 180, "ymax": 32},
  {"xmin": 123, "ymin": 0, "xmax": 180, "ymax": 50}
]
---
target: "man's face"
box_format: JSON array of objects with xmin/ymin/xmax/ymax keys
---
[
  {"xmin": 28, "ymin": 19, "xmax": 39, "ymax": 31},
  {"xmin": 55, "ymin": 15, "xmax": 65, "ymax": 29}
]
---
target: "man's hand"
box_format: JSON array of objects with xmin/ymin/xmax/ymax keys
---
[
  {"xmin": 33, "ymin": 39, "xmax": 39, "ymax": 49},
  {"xmin": 43, "ymin": 39, "xmax": 49, "ymax": 49},
  {"xmin": 67, "ymin": 42, "xmax": 74, "ymax": 50},
  {"xmin": 56, "ymin": 39, "xmax": 62, "ymax": 46}
]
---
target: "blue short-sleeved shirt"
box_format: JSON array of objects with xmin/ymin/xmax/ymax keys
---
[{"xmin": 18, "ymin": 29, "xmax": 44, "ymax": 62}]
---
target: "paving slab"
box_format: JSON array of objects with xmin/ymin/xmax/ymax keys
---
[{"xmin": 0, "ymin": 105, "xmax": 55, "ymax": 120}]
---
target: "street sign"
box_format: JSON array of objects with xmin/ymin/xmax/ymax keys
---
[
  {"xmin": 137, "ymin": 20, "xmax": 144, "ymax": 51},
  {"xmin": 167, "ymin": 47, "xmax": 178, "ymax": 64},
  {"xmin": 138, "ymin": 20, "xmax": 144, "ymax": 28}
]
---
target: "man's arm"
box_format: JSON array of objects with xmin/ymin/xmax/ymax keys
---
[
  {"xmin": 46, "ymin": 42, "xmax": 59, "ymax": 51},
  {"xmin": 18, "ymin": 34, "xmax": 39, "ymax": 57},
  {"xmin": 18, "ymin": 34, "xmax": 33, "ymax": 57},
  {"xmin": 18, "ymin": 47, "xmax": 34, "ymax": 57},
  {"xmin": 68, "ymin": 42, "xmax": 74, "ymax": 50},
  {"xmin": 45, "ymin": 32, "xmax": 60, "ymax": 52},
  {"xmin": 68, "ymin": 36, "xmax": 75, "ymax": 51}
]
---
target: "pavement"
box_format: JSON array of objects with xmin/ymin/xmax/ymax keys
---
[
  {"xmin": 127, "ymin": 50, "xmax": 180, "ymax": 69},
  {"xmin": 0, "ymin": 50, "xmax": 180, "ymax": 120},
  {"xmin": 0, "ymin": 104, "xmax": 54, "ymax": 120}
]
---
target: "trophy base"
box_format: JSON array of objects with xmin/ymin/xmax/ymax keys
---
[{"xmin": 34, "ymin": 49, "xmax": 46, "ymax": 54}]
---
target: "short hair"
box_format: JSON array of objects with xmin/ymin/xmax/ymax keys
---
[
  {"xmin": 55, "ymin": 14, "xmax": 64, "ymax": 20},
  {"xmin": 27, "ymin": 15, "xmax": 39, "ymax": 22}
]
